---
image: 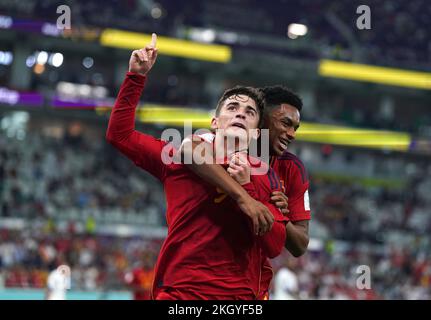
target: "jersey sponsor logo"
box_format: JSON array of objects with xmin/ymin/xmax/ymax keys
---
[{"xmin": 304, "ymin": 189, "xmax": 310, "ymax": 211}]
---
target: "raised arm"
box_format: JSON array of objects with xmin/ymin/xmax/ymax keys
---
[{"xmin": 106, "ymin": 34, "xmax": 168, "ymax": 180}]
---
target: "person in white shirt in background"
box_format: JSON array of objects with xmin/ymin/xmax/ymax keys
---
[
  {"xmin": 271, "ymin": 266, "xmax": 299, "ymax": 300},
  {"xmin": 0, "ymin": 269, "xmax": 4, "ymax": 289},
  {"xmin": 45, "ymin": 265, "xmax": 71, "ymax": 300}
]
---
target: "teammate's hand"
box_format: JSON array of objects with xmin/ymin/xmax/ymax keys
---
[
  {"xmin": 237, "ymin": 193, "xmax": 274, "ymax": 236},
  {"xmin": 129, "ymin": 33, "xmax": 158, "ymax": 75},
  {"xmin": 271, "ymin": 191, "xmax": 289, "ymax": 215},
  {"xmin": 227, "ymin": 152, "xmax": 250, "ymax": 185}
]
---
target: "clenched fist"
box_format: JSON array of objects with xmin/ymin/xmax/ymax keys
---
[
  {"xmin": 227, "ymin": 152, "xmax": 251, "ymax": 186},
  {"xmin": 129, "ymin": 33, "xmax": 158, "ymax": 75}
]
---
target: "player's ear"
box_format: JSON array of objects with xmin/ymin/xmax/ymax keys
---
[{"xmin": 210, "ymin": 117, "xmax": 218, "ymax": 131}]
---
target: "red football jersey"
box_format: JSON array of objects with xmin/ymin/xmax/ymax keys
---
[
  {"xmin": 257, "ymin": 152, "xmax": 312, "ymax": 299},
  {"xmin": 270, "ymin": 152, "xmax": 311, "ymax": 222},
  {"xmin": 107, "ymin": 72, "xmax": 288, "ymax": 300}
]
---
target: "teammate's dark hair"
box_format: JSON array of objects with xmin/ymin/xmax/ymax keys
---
[
  {"xmin": 215, "ymin": 86, "xmax": 265, "ymax": 128},
  {"xmin": 260, "ymin": 85, "xmax": 302, "ymax": 113}
]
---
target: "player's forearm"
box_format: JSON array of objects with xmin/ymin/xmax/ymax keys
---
[
  {"xmin": 183, "ymin": 140, "xmax": 249, "ymax": 201},
  {"xmin": 284, "ymin": 222, "xmax": 309, "ymax": 257},
  {"xmin": 186, "ymin": 162, "xmax": 249, "ymax": 201},
  {"xmin": 106, "ymin": 72, "xmax": 146, "ymax": 144}
]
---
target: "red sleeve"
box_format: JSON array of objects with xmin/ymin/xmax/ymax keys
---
[
  {"xmin": 242, "ymin": 182, "xmax": 287, "ymax": 258},
  {"xmin": 259, "ymin": 221, "xmax": 286, "ymax": 258},
  {"xmin": 106, "ymin": 72, "xmax": 168, "ymax": 181},
  {"xmin": 286, "ymin": 166, "xmax": 311, "ymax": 222}
]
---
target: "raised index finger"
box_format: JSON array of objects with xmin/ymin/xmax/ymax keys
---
[{"xmin": 150, "ymin": 33, "xmax": 157, "ymax": 47}]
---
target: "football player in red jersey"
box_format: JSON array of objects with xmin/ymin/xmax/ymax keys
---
[
  {"xmin": 260, "ymin": 85, "xmax": 310, "ymax": 255},
  {"xmin": 106, "ymin": 34, "xmax": 289, "ymax": 300},
  {"xmin": 181, "ymin": 87, "xmax": 310, "ymax": 300}
]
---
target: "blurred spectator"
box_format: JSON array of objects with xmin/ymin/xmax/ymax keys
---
[
  {"xmin": 124, "ymin": 252, "xmax": 155, "ymax": 300},
  {"xmin": 45, "ymin": 265, "xmax": 71, "ymax": 300},
  {"xmin": 272, "ymin": 264, "xmax": 299, "ymax": 300}
]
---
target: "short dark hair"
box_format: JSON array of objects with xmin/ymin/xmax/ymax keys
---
[
  {"xmin": 215, "ymin": 86, "xmax": 265, "ymax": 127},
  {"xmin": 260, "ymin": 85, "xmax": 303, "ymax": 113}
]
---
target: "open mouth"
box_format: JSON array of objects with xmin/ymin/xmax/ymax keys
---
[
  {"xmin": 279, "ymin": 138, "xmax": 290, "ymax": 149},
  {"xmin": 231, "ymin": 122, "xmax": 246, "ymax": 130}
]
